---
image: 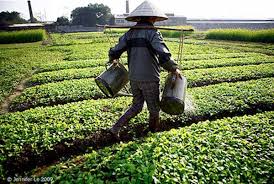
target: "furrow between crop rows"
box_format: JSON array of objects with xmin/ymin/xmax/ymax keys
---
[{"xmin": 1, "ymin": 77, "xmax": 273, "ymax": 177}]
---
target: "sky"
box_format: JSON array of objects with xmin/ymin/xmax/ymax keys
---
[{"xmin": 0, "ymin": 0, "xmax": 274, "ymax": 21}]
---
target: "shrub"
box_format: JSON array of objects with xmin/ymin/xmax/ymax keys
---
[
  {"xmin": 0, "ymin": 29, "xmax": 46, "ymax": 44},
  {"xmin": 206, "ymin": 29, "xmax": 274, "ymax": 43}
]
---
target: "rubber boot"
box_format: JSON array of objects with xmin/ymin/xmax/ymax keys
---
[
  {"xmin": 110, "ymin": 107, "xmax": 140, "ymax": 139},
  {"xmin": 149, "ymin": 114, "xmax": 160, "ymax": 133}
]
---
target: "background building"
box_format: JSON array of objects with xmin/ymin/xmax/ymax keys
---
[{"xmin": 114, "ymin": 1, "xmax": 187, "ymax": 26}]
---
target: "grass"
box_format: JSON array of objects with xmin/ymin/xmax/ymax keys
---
[
  {"xmin": 206, "ymin": 29, "xmax": 274, "ymax": 43},
  {"xmin": 0, "ymin": 29, "xmax": 46, "ymax": 44}
]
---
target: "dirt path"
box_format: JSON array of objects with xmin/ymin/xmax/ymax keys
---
[{"xmin": 0, "ymin": 72, "xmax": 35, "ymax": 114}]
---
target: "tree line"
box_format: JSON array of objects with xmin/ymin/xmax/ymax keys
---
[
  {"xmin": 0, "ymin": 11, "xmax": 27, "ymax": 26},
  {"xmin": 0, "ymin": 3, "xmax": 114, "ymax": 27}
]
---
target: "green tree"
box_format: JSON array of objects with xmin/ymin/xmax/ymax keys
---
[
  {"xmin": 0, "ymin": 11, "xmax": 27, "ymax": 26},
  {"xmin": 56, "ymin": 16, "xmax": 70, "ymax": 25},
  {"xmin": 71, "ymin": 3, "xmax": 113, "ymax": 27}
]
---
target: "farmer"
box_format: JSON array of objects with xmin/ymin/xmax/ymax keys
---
[{"xmin": 109, "ymin": 0, "xmax": 181, "ymax": 137}]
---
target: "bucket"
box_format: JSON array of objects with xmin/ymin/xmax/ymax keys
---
[
  {"xmin": 95, "ymin": 63, "xmax": 129, "ymax": 97},
  {"xmin": 160, "ymin": 73, "xmax": 187, "ymax": 115}
]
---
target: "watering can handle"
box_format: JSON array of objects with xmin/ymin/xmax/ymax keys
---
[
  {"xmin": 171, "ymin": 74, "xmax": 176, "ymax": 89},
  {"xmin": 106, "ymin": 60, "xmax": 119, "ymax": 70},
  {"xmin": 171, "ymin": 70, "xmax": 183, "ymax": 89}
]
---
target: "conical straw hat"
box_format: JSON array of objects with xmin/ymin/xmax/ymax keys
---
[{"xmin": 126, "ymin": 0, "xmax": 168, "ymax": 22}]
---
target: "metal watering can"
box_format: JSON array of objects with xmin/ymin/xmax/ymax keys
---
[
  {"xmin": 95, "ymin": 63, "xmax": 129, "ymax": 97},
  {"xmin": 160, "ymin": 73, "xmax": 187, "ymax": 115}
]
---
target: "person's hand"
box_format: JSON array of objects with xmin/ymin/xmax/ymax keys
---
[
  {"xmin": 112, "ymin": 59, "xmax": 119, "ymax": 66},
  {"xmin": 173, "ymin": 68, "xmax": 182, "ymax": 80},
  {"xmin": 171, "ymin": 68, "xmax": 182, "ymax": 89}
]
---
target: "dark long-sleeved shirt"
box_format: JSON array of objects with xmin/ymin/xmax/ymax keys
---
[{"xmin": 109, "ymin": 22, "xmax": 178, "ymax": 82}]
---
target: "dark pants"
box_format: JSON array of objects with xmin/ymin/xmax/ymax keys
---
[
  {"xmin": 111, "ymin": 80, "xmax": 160, "ymax": 133},
  {"xmin": 129, "ymin": 80, "xmax": 160, "ymax": 117}
]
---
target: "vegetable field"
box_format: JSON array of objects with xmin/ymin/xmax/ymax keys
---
[{"xmin": 0, "ymin": 31, "xmax": 273, "ymax": 183}]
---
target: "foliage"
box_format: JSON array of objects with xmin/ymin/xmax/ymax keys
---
[
  {"xmin": 0, "ymin": 29, "xmax": 46, "ymax": 44},
  {"xmin": 0, "ymin": 43, "xmax": 63, "ymax": 105},
  {"xmin": 0, "ymin": 97, "xmax": 136, "ymax": 178},
  {"xmin": 47, "ymin": 42, "xmax": 112, "ymax": 61},
  {"xmin": 197, "ymin": 39, "xmax": 274, "ymax": 56},
  {"xmin": 41, "ymin": 111, "xmax": 274, "ymax": 183},
  {"xmin": 161, "ymin": 30, "xmax": 193, "ymax": 38},
  {"xmin": 48, "ymin": 32, "xmax": 272, "ymax": 63},
  {"xmin": 187, "ymin": 78, "xmax": 274, "ymax": 120},
  {"xmin": 10, "ymin": 78, "xmax": 104, "ymax": 111},
  {"xmin": 50, "ymin": 32, "xmax": 108, "ymax": 46},
  {"xmin": 71, "ymin": 3, "xmax": 113, "ymax": 27},
  {"xmin": 37, "ymin": 51, "xmax": 273, "ymax": 74},
  {"xmin": 27, "ymin": 66, "xmax": 105, "ymax": 86},
  {"xmin": 167, "ymin": 41, "xmax": 243, "ymax": 56},
  {"xmin": 1, "ymin": 78, "xmax": 273, "ymax": 173},
  {"xmin": 30, "ymin": 62, "xmax": 274, "ymax": 88},
  {"xmin": 104, "ymin": 25, "xmax": 194, "ymax": 38},
  {"xmin": 180, "ymin": 55, "xmax": 274, "ymax": 70},
  {"xmin": 56, "ymin": 16, "xmax": 70, "ymax": 26},
  {"xmin": 1, "ymin": 31, "xmax": 274, "ymax": 181},
  {"xmin": 0, "ymin": 11, "xmax": 27, "ymax": 26},
  {"xmin": 37, "ymin": 59, "xmax": 106, "ymax": 73},
  {"xmin": 12, "ymin": 62, "xmax": 274, "ymax": 111},
  {"xmin": 181, "ymin": 63, "xmax": 274, "ymax": 87},
  {"xmin": 182, "ymin": 52, "xmax": 261, "ymax": 61},
  {"xmin": 206, "ymin": 28, "xmax": 274, "ymax": 43}
]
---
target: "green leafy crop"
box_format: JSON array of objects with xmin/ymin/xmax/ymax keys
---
[
  {"xmin": 1, "ymin": 78, "xmax": 273, "ymax": 178},
  {"xmin": 41, "ymin": 111, "xmax": 274, "ymax": 183},
  {"xmin": 27, "ymin": 66, "xmax": 105, "ymax": 86},
  {"xmin": 10, "ymin": 78, "xmax": 104, "ymax": 111}
]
